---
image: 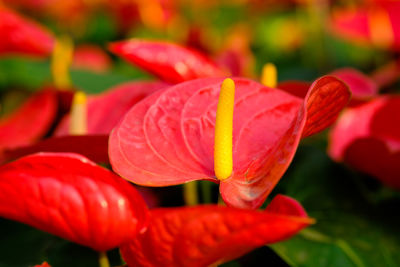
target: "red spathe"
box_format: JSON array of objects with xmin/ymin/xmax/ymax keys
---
[
  {"xmin": 109, "ymin": 76, "xmax": 350, "ymax": 209},
  {"xmin": 120, "ymin": 194, "xmax": 313, "ymax": 267}
]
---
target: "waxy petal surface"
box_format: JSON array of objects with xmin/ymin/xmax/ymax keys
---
[
  {"xmin": 0, "ymin": 153, "xmax": 148, "ymax": 251},
  {"xmin": 120, "ymin": 194, "xmax": 312, "ymax": 267},
  {"xmin": 55, "ymin": 81, "xmax": 166, "ymax": 136},
  {"xmin": 110, "ymin": 76, "xmax": 350, "ymax": 208},
  {"xmin": 110, "ymin": 90, "xmax": 197, "ymax": 186},
  {"xmin": 0, "ymin": 6, "xmax": 54, "ymax": 57},
  {"xmin": 0, "ymin": 89, "xmax": 58, "ymax": 151},
  {"xmin": 109, "ymin": 39, "xmax": 226, "ymax": 83},
  {"xmin": 144, "ymin": 78, "xmax": 221, "ymax": 177}
]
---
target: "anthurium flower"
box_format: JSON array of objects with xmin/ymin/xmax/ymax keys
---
[
  {"xmin": 0, "ymin": 6, "xmax": 54, "ymax": 57},
  {"xmin": 0, "ymin": 153, "xmax": 149, "ymax": 251},
  {"xmin": 34, "ymin": 262, "xmax": 51, "ymax": 267},
  {"xmin": 329, "ymin": 95, "xmax": 400, "ymax": 190},
  {"xmin": 109, "ymin": 76, "xmax": 350, "ymax": 209},
  {"xmin": 72, "ymin": 44, "xmax": 112, "ymax": 73},
  {"xmin": 0, "ymin": 89, "xmax": 58, "ymax": 152},
  {"xmin": 331, "ymin": 0, "xmax": 400, "ymax": 50},
  {"xmin": 109, "ymin": 39, "xmax": 227, "ymax": 83},
  {"xmin": 120, "ymin": 194, "xmax": 313, "ymax": 267},
  {"xmin": 55, "ymin": 81, "xmax": 167, "ymax": 136}
]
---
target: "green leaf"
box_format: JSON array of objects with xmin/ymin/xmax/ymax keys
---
[
  {"xmin": 270, "ymin": 145, "xmax": 400, "ymax": 267},
  {"xmin": 0, "ymin": 218, "xmax": 123, "ymax": 267},
  {"xmin": 0, "ymin": 57, "xmax": 151, "ymax": 94}
]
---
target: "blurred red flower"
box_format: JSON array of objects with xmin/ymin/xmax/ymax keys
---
[
  {"xmin": 72, "ymin": 45, "xmax": 112, "ymax": 73},
  {"xmin": 331, "ymin": 0, "xmax": 400, "ymax": 50},
  {"xmin": 329, "ymin": 95, "xmax": 400, "ymax": 190},
  {"xmin": 0, "ymin": 89, "xmax": 58, "ymax": 153},
  {"xmin": 0, "ymin": 6, "xmax": 54, "ymax": 57},
  {"xmin": 109, "ymin": 39, "xmax": 228, "ymax": 83}
]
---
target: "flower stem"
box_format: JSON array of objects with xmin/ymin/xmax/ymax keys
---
[
  {"xmin": 183, "ymin": 181, "xmax": 198, "ymax": 206},
  {"xmin": 200, "ymin": 181, "xmax": 212, "ymax": 204},
  {"xmin": 51, "ymin": 35, "xmax": 73, "ymax": 89},
  {"xmin": 98, "ymin": 251, "xmax": 110, "ymax": 267}
]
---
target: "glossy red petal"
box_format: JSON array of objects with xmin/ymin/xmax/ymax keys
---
[
  {"xmin": 330, "ymin": 68, "xmax": 378, "ymax": 101},
  {"xmin": 301, "ymin": 76, "xmax": 351, "ymax": 138},
  {"xmin": 0, "ymin": 153, "xmax": 149, "ymax": 251},
  {"xmin": 265, "ymin": 194, "xmax": 307, "ymax": 217},
  {"xmin": 120, "ymin": 195, "xmax": 312, "ymax": 267},
  {"xmin": 55, "ymin": 81, "xmax": 167, "ymax": 136},
  {"xmin": 0, "ymin": 89, "xmax": 58, "ymax": 151},
  {"xmin": 2, "ymin": 135, "xmax": 109, "ymax": 164},
  {"xmin": 0, "ymin": 6, "xmax": 54, "ymax": 57},
  {"xmin": 109, "ymin": 39, "xmax": 226, "ymax": 83},
  {"xmin": 72, "ymin": 45, "xmax": 112, "ymax": 73}
]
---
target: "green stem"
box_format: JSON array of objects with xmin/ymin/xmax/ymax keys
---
[
  {"xmin": 200, "ymin": 181, "xmax": 212, "ymax": 204},
  {"xmin": 99, "ymin": 251, "xmax": 110, "ymax": 267},
  {"xmin": 183, "ymin": 181, "xmax": 198, "ymax": 206},
  {"xmin": 217, "ymin": 194, "xmax": 225, "ymax": 206}
]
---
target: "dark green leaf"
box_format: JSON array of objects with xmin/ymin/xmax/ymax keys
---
[{"xmin": 270, "ymin": 145, "xmax": 400, "ymax": 267}]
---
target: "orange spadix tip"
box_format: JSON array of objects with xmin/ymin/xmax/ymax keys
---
[
  {"xmin": 261, "ymin": 63, "xmax": 277, "ymax": 88},
  {"xmin": 214, "ymin": 78, "xmax": 235, "ymax": 181}
]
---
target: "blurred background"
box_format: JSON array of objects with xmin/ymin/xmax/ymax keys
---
[{"xmin": 0, "ymin": 0, "xmax": 399, "ymax": 266}]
